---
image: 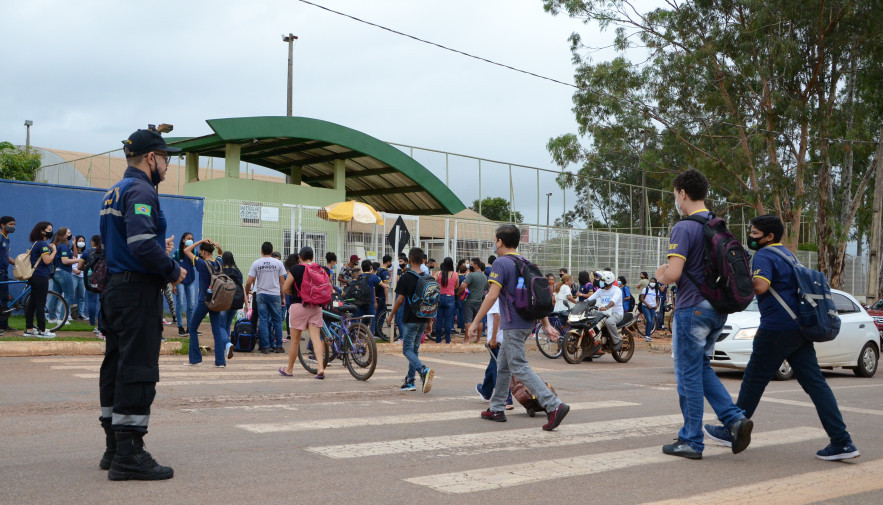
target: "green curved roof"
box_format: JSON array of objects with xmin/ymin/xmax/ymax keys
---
[{"xmin": 166, "ymin": 116, "xmax": 465, "ymax": 215}]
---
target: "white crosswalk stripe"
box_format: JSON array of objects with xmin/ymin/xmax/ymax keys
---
[{"xmin": 403, "ymin": 427, "xmax": 827, "ymax": 494}]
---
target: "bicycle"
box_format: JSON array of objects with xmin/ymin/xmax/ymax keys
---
[
  {"xmin": 297, "ymin": 302, "xmax": 378, "ymax": 380},
  {"xmin": 535, "ymin": 310, "xmax": 569, "ymax": 359},
  {"xmin": 373, "ymin": 304, "xmax": 401, "ymax": 342},
  {"xmin": 0, "ymin": 279, "xmax": 70, "ymax": 332}
]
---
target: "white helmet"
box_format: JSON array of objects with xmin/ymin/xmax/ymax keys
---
[{"xmin": 599, "ymin": 271, "xmax": 616, "ymax": 285}]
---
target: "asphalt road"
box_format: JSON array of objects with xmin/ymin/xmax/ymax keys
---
[{"xmin": 1, "ymin": 343, "xmax": 881, "ymax": 505}]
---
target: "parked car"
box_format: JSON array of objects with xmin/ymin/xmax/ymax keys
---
[
  {"xmin": 710, "ymin": 290, "xmax": 879, "ymax": 380},
  {"xmin": 863, "ymin": 298, "xmax": 883, "ymax": 336}
]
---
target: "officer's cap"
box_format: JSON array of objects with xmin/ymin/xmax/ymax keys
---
[{"xmin": 122, "ymin": 129, "xmax": 182, "ymax": 157}]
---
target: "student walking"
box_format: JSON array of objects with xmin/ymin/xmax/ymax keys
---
[
  {"xmin": 183, "ymin": 238, "xmax": 233, "ymax": 367},
  {"xmin": 71, "ymin": 235, "xmax": 88, "ymax": 320},
  {"xmin": 468, "ymin": 224, "xmax": 568, "ymax": 430},
  {"xmin": 24, "ymin": 222, "xmax": 57, "ymax": 338},
  {"xmin": 78, "ymin": 235, "xmax": 104, "ymax": 338},
  {"xmin": 639, "ymin": 277, "xmax": 660, "ymax": 342},
  {"xmin": 655, "ymin": 169, "xmax": 752, "ymax": 459},
  {"xmin": 279, "ymin": 246, "xmax": 327, "ymax": 379},
  {"xmin": 47, "ymin": 227, "xmax": 77, "ymax": 325},
  {"xmin": 458, "ymin": 257, "xmax": 487, "ymax": 343},
  {"xmin": 386, "ymin": 247, "xmax": 435, "ymax": 394},
  {"xmin": 246, "ymin": 242, "xmax": 286, "ymax": 354},
  {"xmin": 434, "ymin": 257, "xmax": 458, "ymax": 343},
  {"xmin": 704, "ymin": 215, "xmax": 859, "ymax": 461}
]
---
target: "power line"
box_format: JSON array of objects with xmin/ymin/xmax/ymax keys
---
[{"xmin": 299, "ymin": 0, "xmax": 880, "ymax": 147}]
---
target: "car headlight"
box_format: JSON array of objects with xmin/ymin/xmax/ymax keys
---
[{"xmin": 732, "ymin": 328, "xmax": 758, "ymax": 340}]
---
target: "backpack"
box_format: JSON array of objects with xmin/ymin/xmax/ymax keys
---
[
  {"xmin": 84, "ymin": 251, "xmax": 109, "ymax": 294},
  {"xmin": 230, "ymin": 317, "xmax": 257, "ymax": 352},
  {"xmin": 764, "ymin": 247, "xmax": 841, "ymax": 342},
  {"xmin": 13, "ymin": 242, "xmax": 39, "ymax": 281},
  {"xmin": 204, "ymin": 261, "xmax": 237, "ymax": 312},
  {"xmin": 296, "ymin": 263, "xmax": 333, "ymax": 306},
  {"xmin": 509, "ymin": 255, "xmax": 554, "ymax": 321},
  {"xmin": 405, "ymin": 270, "xmax": 440, "ymax": 318},
  {"xmin": 224, "ymin": 267, "xmax": 245, "ymax": 311},
  {"xmin": 622, "ymin": 285, "xmax": 632, "ymax": 311},
  {"xmin": 343, "ymin": 275, "xmax": 373, "ymax": 306},
  {"xmin": 682, "ymin": 214, "xmax": 754, "ymax": 314}
]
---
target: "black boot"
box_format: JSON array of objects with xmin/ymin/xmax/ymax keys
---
[
  {"xmin": 99, "ymin": 426, "xmax": 116, "ymax": 470},
  {"xmin": 107, "ymin": 432, "xmax": 174, "ymax": 481}
]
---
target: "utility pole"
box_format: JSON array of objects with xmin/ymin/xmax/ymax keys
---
[
  {"xmin": 24, "ymin": 120, "xmax": 33, "ymax": 151},
  {"xmin": 866, "ymin": 125, "xmax": 883, "ymax": 303},
  {"xmin": 546, "ymin": 192, "xmax": 553, "ymax": 242},
  {"xmin": 639, "ymin": 129, "xmax": 649, "ymax": 235},
  {"xmin": 282, "ymin": 34, "xmax": 298, "ymax": 116}
]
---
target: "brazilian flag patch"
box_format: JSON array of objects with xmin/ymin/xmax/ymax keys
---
[{"xmin": 134, "ymin": 204, "xmax": 152, "ymax": 216}]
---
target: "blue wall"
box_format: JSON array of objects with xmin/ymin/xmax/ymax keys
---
[{"xmin": 0, "ymin": 179, "xmax": 203, "ymax": 297}]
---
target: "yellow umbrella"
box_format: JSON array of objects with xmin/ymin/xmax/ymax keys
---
[{"xmin": 318, "ymin": 200, "xmax": 384, "ymax": 225}]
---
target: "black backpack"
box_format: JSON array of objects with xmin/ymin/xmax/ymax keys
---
[
  {"xmin": 230, "ymin": 318, "xmax": 257, "ymax": 352},
  {"xmin": 344, "ymin": 275, "xmax": 373, "ymax": 306},
  {"xmin": 225, "ymin": 267, "xmax": 245, "ymax": 311},
  {"xmin": 84, "ymin": 251, "xmax": 108, "ymax": 294}
]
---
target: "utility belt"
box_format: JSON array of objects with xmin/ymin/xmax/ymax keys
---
[{"xmin": 109, "ymin": 271, "xmax": 164, "ymax": 287}]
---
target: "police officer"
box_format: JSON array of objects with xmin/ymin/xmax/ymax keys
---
[{"xmin": 98, "ymin": 129, "xmax": 185, "ymax": 481}]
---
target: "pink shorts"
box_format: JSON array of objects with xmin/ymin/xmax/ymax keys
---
[{"xmin": 289, "ymin": 303, "xmax": 324, "ymax": 330}]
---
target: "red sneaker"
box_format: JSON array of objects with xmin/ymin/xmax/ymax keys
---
[
  {"xmin": 542, "ymin": 403, "xmax": 570, "ymax": 431},
  {"xmin": 480, "ymin": 409, "xmax": 507, "ymax": 422}
]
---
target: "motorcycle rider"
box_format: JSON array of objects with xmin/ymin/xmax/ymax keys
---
[{"xmin": 587, "ymin": 271, "xmax": 623, "ymax": 351}]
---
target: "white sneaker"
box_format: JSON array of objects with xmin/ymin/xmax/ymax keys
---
[
  {"xmin": 24, "ymin": 329, "xmax": 39, "ymax": 336},
  {"xmin": 226, "ymin": 342, "xmax": 234, "ymax": 360},
  {"xmin": 38, "ymin": 331, "xmax": 56, "ymax": 338},
  {"xmin": 46, "ymin": 319, "xmax": 58, "ymax": 326}
]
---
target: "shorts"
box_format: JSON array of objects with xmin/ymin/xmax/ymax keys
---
[
  {"xmin": 463, "ymin": 300, "xmax": 482, "ymax": 323},
  {"xmin": 289, "ymin": 303, "xmax": 324, "ymax": 331}
]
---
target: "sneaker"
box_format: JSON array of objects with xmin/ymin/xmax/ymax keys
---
[
  {"xmin": 481, "ymin": 409, "xmax": 507, "ymax": 422},
  {"xmin": 226, "ymin": 343, "xmax": 234, "ymax": 360},
  {"xmin": 46, "ymin": 319, "xmax": 58, "ymax": 326},
  {"xmin": 214, "ymin": 364, "xmax": 226, "ymax": 368},
  {"xmin": 816, "ymin": 442, "xmax": 860, "ymax": 461},
  {"xmin": 542, "ymin": 403, "xmax": 570, "ymax": 431},
  {"xmin": 475, "ymin": 384, "xmax": 490, "ymax": 402},
  {"xmin": 274, "ymin": 347, "xmax": 285, "ymax": 353},
  {"xmin": 162, "ymin": 319, "xmax": 172, "ymax": 325},
  {"xmin": 260, "ymin": 349, "xmax": 270, "ymax": 355},
  {"xmin": 98, "ymin": 333, "xmax": 106, "ymax": 340},
  {"xmin": 24, "ymin": 329, "xmax": 39, "ymax": 337},
  {"xmin": 38, "ymin": 331, "xmax": 56, "ymax": 338},
  {"xmin": 419, "ymin": 367, "xmax": 435, "ymax": 394},
  {"xmin": 611, "ymin": 340, "xmax": 623, "ymax": 352},
  {"xmin": 645, "ymin": 336, "xmax": 653, "ymax": 342},
  {"xmin": 183, "ymin": 361, "xmax": 200, "ymax": 366},
  {"xmin": 400, "ymin": 381, "xmax": 416, "ymax": 392},
  {"xmin": 729, "ymin": 417, "xmax": 753, "ymax": 454},
  {"xmin": 505, "ymin": 403, "xmax": 514, "ymax": 411},
  {"xmin": 662, "ymin": 438, "xmax": 702, "ymax": 460},
  {"xmin": 703, "ymin": 424, "xmax": 733, "ymax": 447},
  {"xmin": 93, "ymin": 328, "xmax": 100, "ymax": 335},
  {"xmin": 177, "ymin": 327, "xmax": 187, "ymax": 337}
]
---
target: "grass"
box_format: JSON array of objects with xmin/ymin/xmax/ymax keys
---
[{"xmin": 6, "ymin": 315, "xmax": 95, "ymax": 332}]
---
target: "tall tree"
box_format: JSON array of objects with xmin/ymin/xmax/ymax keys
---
[
  {"xmin": 0, "ymin": 142, "xmax": 41, "ymax": 181},
  {"xmin": 471, "ymin": 197, "xmax": 524, "ymax": 223},
  {"xmin": 543, "ymin": 0, "xmax": 883, "ymax": 286}
]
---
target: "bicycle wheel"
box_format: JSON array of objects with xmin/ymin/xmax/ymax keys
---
[
  {"xmin": 24, "ymin": 290, "xmax": 69, "ymax": 332},
  {"xmin": 535, "ymin": 323, "xmax": 562, "ymax": 359},
  {"xmin": 345, "ymin": 322, "xmax": 377, "ymax": 381},
  {"xmin": 297, "ymin": 327, "xmax": 329, "ymax": 375},
  {"xmin": 374, "ymin": 308, "xmax": 391, "ymax": 341}
]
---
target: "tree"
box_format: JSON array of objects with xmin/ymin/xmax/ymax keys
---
[
  {"xmin": 0, "ymin": 142, "xmax": 41, "ymax": 181},
  {"xmin": 471, "ymin": 197, "xmax": 524, "ymax": 223},
  {"xmin": 543, "ymin": 0, "xmax": 883, "ymax": 287}
]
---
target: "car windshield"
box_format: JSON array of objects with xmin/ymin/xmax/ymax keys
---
[
  {"xmin": 744, "ymin": 300, "xmax": 759, "ymax": 312},
  {"xmin": 873, "ymin": 299, "xmax": 883, "ymax": 310}
]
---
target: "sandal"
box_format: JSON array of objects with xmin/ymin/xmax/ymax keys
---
[
  {"xmin": 278, "ymin": 367, "xmax": 293, "ymax": 377},
  {"xmin": 314, "ymin": 373, "xmax": 325, "ymax": 380}
]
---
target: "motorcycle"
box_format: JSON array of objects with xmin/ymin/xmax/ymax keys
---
[{"xmin": 561, "ymin": 299, "xmax": 638, "ymax": 364}]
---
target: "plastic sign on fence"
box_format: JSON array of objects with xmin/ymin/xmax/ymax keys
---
[{"xmin": 387, "ymin": 216, "xmax": 410, "ymax": 254}]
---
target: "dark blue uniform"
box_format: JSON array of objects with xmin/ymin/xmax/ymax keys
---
[
  {"xmin": 0, "ymin": 231, "xmax": 10, "ymax": 329},
  {"xmin": 98, "ymin": 167, "xmax": 179, "ymax": 434}
]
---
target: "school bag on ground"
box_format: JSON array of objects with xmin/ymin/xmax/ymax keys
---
[
  {"xmin": 510, "ymin": 376, "xmax": 558, "ymax": 417},
  {"xmin": 230, "ymin": 317, "xmax": 257, "ymax": 352},
  {"xmin": 508, "ymin": 255, "xmax": 554, "ymax": 321},
  {"xmin": 343, "ymin": 275, "xmax": 373, "ymax": 306},
  {"xmin": 764, "ymin": 247, "xmax": 840, "ymax": 342},
  {"xmin": 205, "ymin": 261, "xmax": 237, "ymax": 312},
  {"xmin": 84, "ymin": 252, "xmax": 109, "ymax": 293},
  {"xmin": 683, "ymin": 213, "xmax": 754, "ymax": 314},
  {"xmin": 13, "ymin": 242, "xmax": 39, "ymax": 281},
  {"xmin": 297, "ymin": 263, "xmax": 333, "ymax": 306},
  {"xmin": 405, "ymin": 270, "xmax": 440, "ymax": 319}
]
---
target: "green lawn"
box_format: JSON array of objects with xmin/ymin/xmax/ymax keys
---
[{"xmin": 5, "ymin": 315, "xmax": 95, "ymax": 332}]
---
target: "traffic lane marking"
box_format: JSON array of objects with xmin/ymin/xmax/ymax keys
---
[
  {"xmin": 308, "ymin": 413, "xmax": 708, "ymax": 459},
  {"xmin": 640, "ymin": 458, "xmax": 881, "ymax": 505},
  {"xmin": 236, "ymin": 401, "xmax": 639, "ymax": 434},
  {"xmin": 761, "ymin": 396, "xmax": 883, "ymax": 416},
  {"xmin": 71, "ymin": 369, "xmax": 395, "ymax": 379},
  {"xmin": 403, "ymin": 426, "xmax": 826, "ymax": 494}
]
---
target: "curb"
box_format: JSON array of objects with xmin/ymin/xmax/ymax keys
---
[{"xmin": 0, "ymin": 340, "xmax": 183, "ymax": 357}]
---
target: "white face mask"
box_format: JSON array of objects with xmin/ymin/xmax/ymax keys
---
[
  {"xmin": 77, "ymin": 241, "xmax": 86, "ymax": 248},
  {"xmin": 649, "ymin": 282, "xmax": 656, "ymax": 288},
  {"xmin": 674, "ymin": 192, "xmax": 685, "ymax": 216}
]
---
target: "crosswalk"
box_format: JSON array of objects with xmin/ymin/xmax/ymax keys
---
[{"xmin": 32, "ymin": 356, "xmax": 882, "ymax": 502}]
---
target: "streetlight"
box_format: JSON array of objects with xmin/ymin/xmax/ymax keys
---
[
  {"xmin": 546, "ymin": 192, "xmax": 553, "ymax": 242},
  {"xmin": 282, "ymin": 33, "xmax": 298, "ymax": 116},
  {"xmin": 24, "ymin": 120, "xmax": 33, "ymax": 150}
]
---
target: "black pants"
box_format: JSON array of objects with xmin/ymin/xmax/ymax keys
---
[
  {"xmin": 0, "ymin": 269, "xmax": 9, "ymax": 329},
  {"xmin": 99, "ymin": 272, "xmax": 164, "ymax": 434},
  {"xmin": 25, "ymin": 275, "xmax": 49, "ymax": 332}
]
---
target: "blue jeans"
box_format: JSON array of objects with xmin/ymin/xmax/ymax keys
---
[
  {"xmin": 189, "ymin": 300, "xmax": 226, "ymax": 366},
  {"xmin": 86, "ymin": 291, "xmax": 101, "ymax": 328},
  {"xmin": 736, "ymin": 328, "xmax": 852, "ymax": 445},
  {"xmin": 481, "ymin": 345, "xmax": 514, "ymax": 403},
  {"xmin": 435, "ymin": 294, "xmax": 455, "ymax": 343},
  {"xmin": 455, "ymin": 296, "xmax": 465, "ymax": 331},
  {"xmin": 257, "ymin": 293, "xmax": 283, "ymax": 350},
  {"xmin": 672, "ymin": 300, "xmax": 745, "ymax": 452},
  {"xmin": 48, "ymin": 270, "xmax": 75, "ymax": 320},
  {"xmin": 401, "ymin": 321, "xmax": 427, "ymax": 383},
  {"xmin": 641, "ymin": 305, "xmax": 656, "ymax": 337},
  {"xmin": 218, "ymin": 308, "xmax": 239, "ymax": 347},
  {"xmin": 72, "ymin": 275, "xmax": 86, "ymax": 318},
  {"xmin": 175, "ymin": 281, "xmax": 197, "ymax": 331},
  {"xmin": 354, "ymin": 303, "xmax": 376, "ymax": 333},
  {"xmin": 395, "ymin": 304, "xmax": 405, "ymax": 338}
]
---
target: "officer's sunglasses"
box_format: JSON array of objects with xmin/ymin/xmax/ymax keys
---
[{"xmin": 153, "ymin": 152, "xmax": 171, "ymax": 164}]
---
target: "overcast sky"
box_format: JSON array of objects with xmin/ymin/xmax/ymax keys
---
[{"xmin": 1, "ymin": 0, "xmax": 657, "ymax": 224}]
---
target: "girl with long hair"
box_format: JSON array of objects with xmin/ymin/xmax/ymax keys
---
[
  {"xmin": 24, "ymin": 222, "xmax": 57, "ymax": 337},
  {"xmin": 219, "ymin": 250, "xmax": 244, "ymax": 347},
  {"xmin": 172, "ymin": 232, "xmax": 197, "ymax": 336},
  {"xmin": 77, "ymin": 235, "xmax": 104, "ymax": 337},
  {"xmin": 434, "ymin": 257, "xmax": 458, "ymax": 343},
  {"xmin": 554, "ymin": 274, "xmax": 578, "ymax": 312},
  {"xmin": 279, "ymin": 246, "xmax": 326, "ymax": 379},
  {"xmin": 47, "ymin": 226, "xmax": 77, "ymax": 324}
]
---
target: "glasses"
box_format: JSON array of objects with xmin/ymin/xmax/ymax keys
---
[{"xmin": 154, "ymin": 152, "xmax": 171, "ymax": 164}]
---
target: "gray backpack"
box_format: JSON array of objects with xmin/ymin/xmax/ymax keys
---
[{"xmin": 205, "ymin": 261, "xmax": 237, "ymax": 312}]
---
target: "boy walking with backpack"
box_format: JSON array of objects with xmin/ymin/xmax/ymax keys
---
[
  {"xmin": 386, "ymin": 247, "xmax": 437, "ymax": 394},
  {"xmin": 468, "ymin": 224, "xmax": 569, "ymax": 430},
  {"xmin": 704, "ymin": 215, "xmax": 859, "ymax": 461},
  {"xmin": 655, "ymin": 169, "xmax": 752, "ymax": 459}
]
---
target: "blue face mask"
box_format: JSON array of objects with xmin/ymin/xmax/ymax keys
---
[
  {"xmin": 599, "ymin": 281, "xmax": 606, "ymax": 288},
  {"xmin": 185, "ymin": 239, "xmax": 194, "ymax": 247}
]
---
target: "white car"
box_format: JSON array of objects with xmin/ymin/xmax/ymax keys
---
[{"xmin": 710, "ymin": 290, "xmax": 879, "ymax": 380}]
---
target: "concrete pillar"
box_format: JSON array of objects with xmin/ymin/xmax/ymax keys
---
[
  {"xmin": 224, "ymin": 143, "xmax": 241, "ymax": 178},
  {"xmin": 289, "ymin": 165, "xmax": 302, "ymax": 185},
  {"xmin": 334, "ymin": 159, "xmax": 345, "ymax": 192},
  {"xmin": 185, "ymin": 153, "xmax": 199, "ymax": 182}
]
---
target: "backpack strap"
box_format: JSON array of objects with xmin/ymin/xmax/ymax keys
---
[
  {"xmin": 679, "ymin": 214, "xmax": 712, "ymax": 294},
  {"xmin": 756, "ymin": 246, "xmax": 802, "ymax": 318}
]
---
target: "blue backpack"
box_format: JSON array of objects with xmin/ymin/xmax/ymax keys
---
[
  {"xmin": 764, "ymin": 247, "xmax": 841, "ymax": 342},
  {"xmin": 406, "ymin": 270, "xmax": 440, "ymax": 319}
]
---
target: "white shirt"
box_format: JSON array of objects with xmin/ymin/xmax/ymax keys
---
[
  {"xmin": 420, "ymin": 264, "xmax": 430, "ymax": 275},
  {"xmin": 641, "ymin": 286, "xmax": 658, "ymax": 309},
  {"xmin": 588, "ymin": 286, "xmax": 623, "ymax": 316},
  {"xmin": 554, "ymin": 284, "xmax": 573, "ymax": 312},
  {"xmin": 486, "ymin": 299, "xmax": 504, "ymax": 344},
  {"xmin": 248, "ymin": 257, "xmax": 286, "ymax": 295}
]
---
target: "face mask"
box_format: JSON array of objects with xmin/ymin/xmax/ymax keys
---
[
  {"xmin": 748, "ymin": 238, "xmax": 769, "ymax": 251},
  {"xmin": 44, "ymin": 230, "xmax": 54, "ymax": 240},
  {"xmin": 674, "ymin": 193, "xmax": 685, "ymax": 216},
  {"xmin": 599, "ymin": 281, "xmax": 606, "ymax": 288},
  {"xmin": 185, "ymin": 239, "xmax": 194, "ymax": 247},
  {"xmin": 66, "ymin": 235, "xmax": 72, "ymax": 241},
  {"xmin": 77, "ymin": 241, "xmax": 86, "ymax": 248},
  {"xmin": 649, "ymin": 282, "xmax": 656, "ymax": 288},
  {"xmin": 4, "ymin": 225, "xmax": 13, "ymax": 233}
]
